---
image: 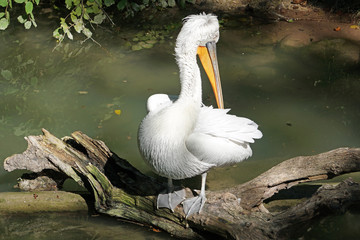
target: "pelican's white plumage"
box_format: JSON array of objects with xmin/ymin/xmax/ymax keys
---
[{"xmin": 138, "ymin": 13, "xmax": 262, "ymax": 217}]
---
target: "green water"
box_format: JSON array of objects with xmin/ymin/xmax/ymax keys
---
[
  {"xmin": 0, "ymin": 212, "xmax": 170, "ymax": 239},
  {"xmin": 1, "ymin": 13, "xmax": 360, "ymax": 239}
]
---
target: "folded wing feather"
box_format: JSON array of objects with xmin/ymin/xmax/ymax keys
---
[{"xmin": 194, "ymin": 106, "xmax": 262, "ymax": 144}]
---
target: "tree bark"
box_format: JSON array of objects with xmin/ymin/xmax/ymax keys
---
[{"xmin": 3, "ymin": 129, "xmax": 360, "ymax": 239}]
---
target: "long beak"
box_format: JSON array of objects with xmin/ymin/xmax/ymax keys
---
[{"xmin": 197, "ymin": 42, "xmax": 224, "ymax": 109}]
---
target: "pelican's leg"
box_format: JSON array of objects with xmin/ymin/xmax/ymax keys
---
[
  {"xmin": 157, "ymin": 178, "xmax": 186, "ymax": 211},
  {"xmin": 183, "ymin": 172, "xmax": 207, "ymax": 218}
]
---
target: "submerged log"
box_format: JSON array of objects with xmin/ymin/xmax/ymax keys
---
[
  {"xmin": 0, "ymin": 191, "xmax": 88, "ymax": 214},
  {"xmin": 3, "ymin": 129, "xmax": 360, "ymax": 239}
]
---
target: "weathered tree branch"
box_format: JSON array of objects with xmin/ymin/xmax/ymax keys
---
[
  {"xmin": 3, "ymin": 129, "xmax": 360, "ymax": 239},
  {"xmin": 229, "ymin": 147, "xmax": 360, "ymax": 210},
  {"xmin": 0, "ymin": 191, "xmax": 88, "ymax": 214}
]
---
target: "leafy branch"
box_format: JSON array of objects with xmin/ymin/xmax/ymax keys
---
[
  {"xmin": 0, "ymin": 0, "xmax": 195, "ymax": 44},
  {"xmin": 0, "ymin": 0, "xmax": 39, "ymax": 30}
]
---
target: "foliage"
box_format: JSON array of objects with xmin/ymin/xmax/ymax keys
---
[
  {"xmin": 0, "ymin": 0, "xmax": 39, "ymax": 30},
  {"xmin": 0, "ymin": 0, "xmax": 195, "ymax": 44}
]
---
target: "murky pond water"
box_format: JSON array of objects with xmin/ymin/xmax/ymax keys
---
[
  {"xmin": 1, "ymin": 12, "xmax": 360, "ymax": 239},
  {"xmin": 0, "ymin": 212, "xmax": 170, "ymax": 239}
]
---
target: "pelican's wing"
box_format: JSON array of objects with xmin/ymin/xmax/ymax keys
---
[
  {"xmin": 193, "ymin": 106, "xmax": 262, "ymax": 144},
  {"xmin": 146, "ymin": 94, "xmax": 178, "ymax": 113}
]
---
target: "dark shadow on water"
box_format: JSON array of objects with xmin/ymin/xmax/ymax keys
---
[
  {"xmin": 307, "ymin": 0, "xmax": 360, "ymax": 12},
  {"xmin": 265, "ymin": 184, "xmax": 321, "ymax": 202}
]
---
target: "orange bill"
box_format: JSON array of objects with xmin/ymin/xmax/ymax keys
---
[{"xmin": 197, "ymin": 42, "xmax": 224, "ymax": 109}]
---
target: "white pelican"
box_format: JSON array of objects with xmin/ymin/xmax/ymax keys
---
[{"xmin": 138, "ymin": 13, "xmax": 262, "ymax": 217}]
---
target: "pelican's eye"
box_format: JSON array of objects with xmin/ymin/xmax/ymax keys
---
[{"xmin": 211, "ymin": 32, "xmax": 219, "ymax": 41}]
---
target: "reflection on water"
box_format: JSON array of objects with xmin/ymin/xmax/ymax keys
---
[
  {"xmin": 0, "ymin": 212, "xmax": 170, "ymax": 240},
  {"xmin": 303, "ymin": 210, "xmax": 360, "ymax": 240},
  {"xmin": 1, "ymin": 12, "xmax": 360, "ymax": 239}
]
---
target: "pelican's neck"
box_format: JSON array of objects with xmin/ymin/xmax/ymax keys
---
[{"xmin": 175, "ymin": 43, "xmax": 202, "ymax": 105}]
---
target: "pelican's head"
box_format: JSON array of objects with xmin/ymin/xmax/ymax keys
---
[
  {"xmin": 176, "ymin": 13, "xmax": 224, "ymax": 109},
  {"xmin": 178, "ymin": 13, "xmax": 219, "ymax": 47}
]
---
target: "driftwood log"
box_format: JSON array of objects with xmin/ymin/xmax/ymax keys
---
[{"xmin": 3, "ymin": 129, "xmax": 360, "ymax": 239}]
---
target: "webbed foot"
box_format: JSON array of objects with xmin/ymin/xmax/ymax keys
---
[
  {"xmin": 156, "ymin": 181, "xmax": 186, "ymax": 211},
  {"xmin": 183, "ymin": 193, "xmax": 206, "ymax": 218}
]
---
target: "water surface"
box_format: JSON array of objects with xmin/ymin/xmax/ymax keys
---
[{"xmin": 1, "ymin": 13, "xmax": 360, "ymax": 239}]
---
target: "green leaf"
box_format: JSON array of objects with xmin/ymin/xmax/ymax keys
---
[
  {"xmin": 117, "ymin": 0, "xmax": 127, "ymax": 10},
  {"xmin": 17, "ymin": 15, "xmax": 26, "ymax": 24},
  {"xmin": 61, "ymin": 20, "xmax": 68, "ymax": 31},
  {"xmin": 70, "ymin": 12, "xmax": 77, "ymax": 22},
  {"xmin": 24, "ymin": 21, "xmax": 32, "ymax": 29},
  {"xmin": 53, "ymin": 27, "xmax": 61, "ymax": 39},
  {"xmin": 93, "ymin": 13, "xmax": 106, "ymax": 24},
  {"xmin": 104, "ymin": 0, "xmax": 115, "ymax": 7},
  {"xmin": 168, "ymin": 0, "xmax": 176, "ymax": 7},
  {"xmin": 131, "ymin": 2, "xmax": 140, "ymax": 11},
  {"xmin": 65, "ymin": 0, "xmax": 72, "ymax": 9},
  {"xmin": 82, "ymin": 28, "xmax": 92, "ymax": 38},
  {"xmin": 83, "ymin": 11, "xmax": 90, "ymax": 20},
  {"xmin": 1, "ymin": 69, "xmax": 13, "ymax": 80},
  {"xmin": 85, "ymin": 6, "xmax": 94, "ymax": 13},
  {"xmin": 75, "ymin": 6, "xmax": 82, "ymax": 16},
  {"xmin": 92, "ymin": 4, "xmax": 101, "ymax": 14},
  {"xmin": 35, "ymin": 0, "xmax": 40, "ymax": 5},
  {"xmin": 0, "ymin": 17, "xmax": 9, "ymax": 30},
  {"xmin": 0, "ymin": 12, "xmax": 4, "ymax": 18},
  {"xmin": 14, "ymin": 0, "xmax": 26, "ymax": 3},
  {"xmin": 66, "ymin": 29, "xmax": 73, "ymax": 40},
  {"xmin": 74, "ymin": 18, "xmax": 84, "ymax": 33},
  {"xmin": 25, "ymin": 2, "xmax": 34, "ymax": 15},
  {"xmin": 159, "ymin": 0, "xmax": 167, "ymax": 8},
  {"xmin": 0, "ymin": 0, "xmax": 7, "ymax": 8}
]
